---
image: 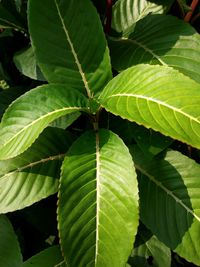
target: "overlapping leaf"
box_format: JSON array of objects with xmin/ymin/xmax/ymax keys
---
[
  {"xmin": 58, "ymin": 129, "xmax": 138, "ymax": 266},
  {"xmin": 14, "ymin": 46, "xmax": 45, "ymax": 81},
  {"xmin": 131, "ymin": 145, "xmax": 200, "ymax": 265},
  {"xmin": 129, "ymin": 223, "xmax": 171, "ymax": 267},
  {"xmin": 112, "ymin": 0, "xmax": 173, "ymax": 35},
  {"xmin": 0, "ymin": 84, "xmax": 88, "ymax": 159},
  {"xmin": 99, "ymin": 64, "xmax": 200, "ymax": 149},
  {"xmin": 23, "ymin": 245, "xmax": 66, "ymax": 267},
  {"xmin": 0, "ymin": 215, "xmax": 22, "ymax": 267},
  {"xmin": 0, "ymin": 127, "xmax": 73, "ymax": 213},
  {"xmin": 28, "ymin": 0, "xmax": 112, "ymax": 96},
  {"xmin": 109, "ymin": 15, "xmax": 200, "ymax": 83}
]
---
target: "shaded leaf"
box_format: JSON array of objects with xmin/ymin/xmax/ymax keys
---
[
  {"xmin": 58, "ymin": 129, "xmax": 138, "ymax": 266},
  {"xmin": 0, "ymin": 84, "xmax": 88, "ymax": 159},
  {"xmin": 129, "ymin": 223, "xmax": 171, "ymax": 267},
  {"xmin": 99, "ymin": 64, "xmax": 200, "ymax": 149},
  {"xmin": 28, "ymin": 0, "xmax": 112, "ymax": 96},
  {"xmin": 132, "ymin": 123, "xmax": 173, "ymax": 159},
  {"xmin": 50, "ymin": 112, "xmax": 80, "ymax": 129},
  {"xmin": 109, "ymin": 15, "xmax": 200, "ymax": 83},
  {"xmin": 14, "ymin": 46, "xmax": 45, "ymax": 81},
  {"xmin": 0, "ymin": 127, "xmax": 74, "ymax": 213},
  {"xmin": 23, "ymin": 245, "xmax": 66, "ymax": 267},
  {"xmin": 131, "ymin": 145, "xmax": 200, "ymax": 265},
  {"xmin": 0, "ymin": 215, "xmax": 22, "ymax": 267}
]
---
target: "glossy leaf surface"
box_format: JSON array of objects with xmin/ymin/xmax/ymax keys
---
[
  {"xmin": 0, "ymin": 215, "xmax": 22, "ymax": 267},
  {"xmin": 109, "ymin": 15, "xmax": 200, "ymax": 83},
  {"xmin": 132, "ymin": 146, "xmax": 200, "ymax": 265},
  {"xmin": 28, "ymin": 0, "xmax": 112, "ymax": 96},
  {"xmin": 99, "ymin": 64, "xmax": 200, "ymax": 149},
  {"xmin": 0, "ymin": 127, "xmax": 73, "ymax": 213},
  {"xmin": 58, "ymin": 129, "xmax": 138, "ymax": 266},
  {"xmin": 0, "ymin": 84, "xmax": 88, "ymax": 159}
]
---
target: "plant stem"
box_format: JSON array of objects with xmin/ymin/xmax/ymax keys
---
[
  {"xmin": 105, "ymin": 0, "xmax": 112, "ymax": 34},
  {"xmin": 184, "ymin": 0, "xmax": 199, "ymax": 22}
]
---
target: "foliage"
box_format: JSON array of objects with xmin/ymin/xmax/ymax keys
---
[{"xmin": 1, "ymin": 0, "xmax": 200, "ymax": 266}]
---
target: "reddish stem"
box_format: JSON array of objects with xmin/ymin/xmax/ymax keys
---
[
  {"xmin": 104, "ymin": 0, "xmax": 112, "ymax": 34},
  {"xmin": 184, "ymin": 0, "xmax": 199, "ymax": 22}
]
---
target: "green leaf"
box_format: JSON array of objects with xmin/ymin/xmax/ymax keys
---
[
  {"xmin": 0, "ymin": 84, "xmax": 88, "ymax": 160},
  {"xmin": 99, "ymin": 64, "xmax": 200, "ymax": 149},
  {"xmin": 131, "ymin": 145, "xmax": 200, "ymax": 265},
  {"xmin": 58, "ymin": 129, "xmax": 138, "ymax": 266},
  {"xmin": 0, "ymin": 215, "xmax": 22, "ymax": 267},
  {"xmin": 23, "ymin": 245, "xmax": 66, "ymax": 267},
  {"xmin": 109, "ymin": 14, "xmax": 200, "ymax": 83},
  {"xmin": 129, "ymin": 223, "xmax": 171, "ymax": 267},
  {"xmin": 49, "ymin": 112, "xmax": 80, "ymax": 129},
  {"xmin": 132, "ymin": 123, "xmax": 173, "ymax": 159},
  {"xmin": 28, "ymin": 0, "xmax": 112, "ymax": 96},
  {"xmin": 0, "ymin": 127, "xmax": 73, "ymax": 213},
  {"xmin": 0, "ymin": 2, "xmax": 25, "ymax": 31},
  {"xmin": 112, "ymin": 0, "xmax": 173, "ymax": 35},
  {"xmin": 14, "ymin": 46, "xmax": 45, "ymax": 81}
]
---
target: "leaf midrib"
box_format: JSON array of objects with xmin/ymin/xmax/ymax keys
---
[
  {"xmin": 0, "ymin": 154, "xmax": 65, "ymax": 181},
  {"xmin": 114, "ymin": 37, "xmax": 167, "ymax": 66},
  {"xmin": 54, "ymin": 0, "xmax": 92, "ymax": 98},
  {"xmin": 135, "ymin": 164, "xmax": 200, "ymax": 223},
  {"xmin": 0, "ymin": 107, "xmax": 85, "ymax": 150},
  {"xmin": 105, "ymin": 93, "xmax": 200, "ymax": 124}
]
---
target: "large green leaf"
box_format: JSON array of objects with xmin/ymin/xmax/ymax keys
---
[
  {"xmin": 28, "ymin": 0, "xmax": 112, "ymax": 96},
  {"xmin": 0, "ymin": 127, "xmax": 73, "ymax": 213},
  {"xmin": 23, "ymin": 246, "xmax": 66, "ymax": 267},
  {"xmin": 99, "ymin": 64, "xmax": 200, "ymax": 149},
  {"xmin": 131, "ymin": 145, "xmax": 200, "ymax": 265},
  {"xmin": 112, "ymin": 0, "xmax": 173, "ymax": 35},
  {"xmin": 58, "ymin": 129, "xmax": 138, "ymax": 266},
  {"xmin": 0, "ymin": 215, "xmax": 22, "ymax": 267},
  {"xmin": 129, "ymin": 223, "xmax": 171, "ymax": 267},
  {"xmin": 14, "ymin": 46, "xmax": 45, "ymax": 81},
  {"xmin": 0, "ymin": 84, "xmax": 88, "ymax": 160},
  {"xmin": 109, "ymin": 15, "xmax": 200, "ymax": 83}
]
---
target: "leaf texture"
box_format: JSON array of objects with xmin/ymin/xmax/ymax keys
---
[
  {"xmin": 109, "ymin": 15, "xmax": 200, "ymax": 83},
  {"xmin": 131, "ymin": 145, "xmax": 200, "ymax": 265},
  {"xmin": 0, "ymin": 84, "xmax": 88, "ymax": 159},
  {"xmin": 28, "ymin": 0, "xmax": 112, "ymax": 96},
  {"xmin": 0, "ymin": 127, "xmax": 73, "ymax": 213},
  {"xmin": 0, "ymin": 215, "xmax": 22, "ymax": 267},
  {"xmin": 112, "ymin": 0, "xmax": 173, "ymax": 35},
  {"xmin": 58, "ymin": 129, "xmax": 138, "ymax": 267},
  {"xmin": 99, "ymin": 64, "xmax": 200, "ymax": 149}
]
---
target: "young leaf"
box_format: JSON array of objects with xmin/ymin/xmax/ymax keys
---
[
  {"xmin": 14, "ymin": 46, "xmax": 45, "ymax": 81},
  {"xmin": 58, "ymin": 129, "xmax": 138, "ymax": 266},
  {"xmin": 99, "ymin": 64, "xmax": 200, "ymax": 149},
  {"xmin": 131, "ymin": 145, "xmax": 200, "ymax": 265},
  {"xmin": 0, "ymin": 84, "xmax": 89, "ymax": 160},
  {"xmin": 112, "ymin": 0, "xmax": 173, "ymax": 35},
  {"xmin": 129, "ymin": 223, "xmax": 171, "ymax": 267},
  {"xmin": 0, "ymin": 127, "xmax": 74, "ymax": 213},
  {"xmin": 109, "ymin": 14, "xmax": 200, "ymax": 83},
  {"xmin": 0, "ymin": 215, "xmax": 23, "ymax": 267},
  {"xmin": 23, "ymin": 245, "xmax": 66, "ymax": 267},
  {"xmin": 28, "ymin": 0, "xmax": 112, "ymax": 96}
]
